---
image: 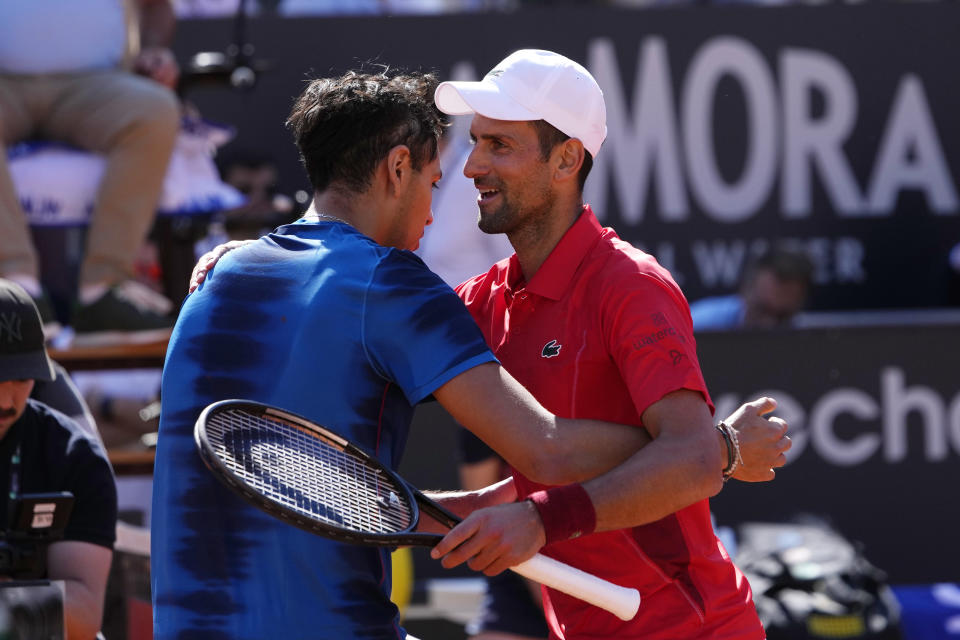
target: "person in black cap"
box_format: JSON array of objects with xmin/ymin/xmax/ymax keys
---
[{"xmin": 0, "ymin": 278, "xmax": 117, "ymax": 640}]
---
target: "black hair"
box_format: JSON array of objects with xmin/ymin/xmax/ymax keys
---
[
  {"xmin": 286, "ymin": 69, "xmax": 445, "ymax": 194},
  {"xmin": 745, "ymin": 246, "xmax": 815, "ymax": 287}
]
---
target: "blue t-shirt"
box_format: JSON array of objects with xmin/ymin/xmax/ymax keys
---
[
  {"xmin": 151, "ymin": 220, "xmax": 496, "ymax": 640},
  {"xmin": 689, "ymin": 294, "xmax": 746, "ymax": 331},
  {"xmin": 0, "ymin": 0, "xmax": 126, "ymax": 74}
]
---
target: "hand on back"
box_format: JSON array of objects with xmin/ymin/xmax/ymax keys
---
[{"xmin": 189, "ymin": 240, "xmax": 253, "ymax": 292}]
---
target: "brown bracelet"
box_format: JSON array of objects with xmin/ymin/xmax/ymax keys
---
[
  {"xmin": 716, "ymin": 422, "xmax": 735, "ymax": 479},
  {"xmin": 716, "ymin": 421, "xmax": 742, "ymax": 480},
  {"xmin": 527, "ymin": 483, "xmax": 597, "ymax": 545}
]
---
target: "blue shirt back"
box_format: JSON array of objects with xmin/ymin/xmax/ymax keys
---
[{"xmin": 151, "ymin": 220, "xmax": 496, "ymax": 639}]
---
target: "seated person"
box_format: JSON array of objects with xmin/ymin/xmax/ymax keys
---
[
  {"xmin": 691, "ymin": 246, "xmax": 814, "ymax": 330},
  {"xmin": 0, "ymin": 0, "xmax": 180, "ymax": 345},
  {"xmin": 0, "ymin": 279, "xmax": 118, "ymax": 639}
]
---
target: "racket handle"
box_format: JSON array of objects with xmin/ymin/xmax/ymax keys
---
[{"xmin": 511, "ymin": 553, "xmax": 641, "ymax": 621}]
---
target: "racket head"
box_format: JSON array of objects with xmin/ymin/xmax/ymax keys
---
[{"xmin": 194, "ymin": 399, "xmax": 433, "ymax": 547}]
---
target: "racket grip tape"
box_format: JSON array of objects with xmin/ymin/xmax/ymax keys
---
[{"xmin": 511, "ymin": 553, "xmax": 641, "ymax": 621}]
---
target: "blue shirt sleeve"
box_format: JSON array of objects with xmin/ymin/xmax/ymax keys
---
[{"xmin": 362, "ymin": 250, "xmax": 497, "ymax": 404}]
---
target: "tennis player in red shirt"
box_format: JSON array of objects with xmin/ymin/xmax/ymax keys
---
[{"xmin": 430, "ymin": 49, "xmax": 790, "ymax": 639}]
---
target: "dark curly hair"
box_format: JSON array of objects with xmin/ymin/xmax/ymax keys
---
[{"xmin": 287, "ymin": 69, "xmax": 444, "ymax": 194}]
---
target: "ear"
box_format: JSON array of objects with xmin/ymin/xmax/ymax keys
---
[
  {"xmin": 553, "ymin": 138, "xmax": 585, "ymax": 184},
  {"xmin": 385, "ymin": 145, "xmax": 413, "ymax": 196}
]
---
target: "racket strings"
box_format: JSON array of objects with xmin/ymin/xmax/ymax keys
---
[{"xmin": 206, "ymin": 410, "xmax": 413, "ymax": 534}]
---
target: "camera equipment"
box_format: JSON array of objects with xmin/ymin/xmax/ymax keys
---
[
  {"xmin": 180, "ymin": 0, "xmax": 270, "ymax": 94},
  {"xmin": 0, "ymin": 493, "xmax": 74, "ymax": 580}
]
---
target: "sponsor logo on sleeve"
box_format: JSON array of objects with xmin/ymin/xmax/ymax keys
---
[{"xmin": 632, "ymin": 327, "xmax": 677, "ymax": 350}]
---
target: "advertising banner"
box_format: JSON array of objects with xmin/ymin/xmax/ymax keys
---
[
  {"xmin": 701, "ymin": 326, "xmax": 960, "ymax": 584},
  {"xmin": 177, "ymin": 3, "xmax": 960, "ymax": 310}
]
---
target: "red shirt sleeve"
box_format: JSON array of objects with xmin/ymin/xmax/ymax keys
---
[{"xmin": 602, "ymin": 270, "xmax": 714, "ymax": 420}]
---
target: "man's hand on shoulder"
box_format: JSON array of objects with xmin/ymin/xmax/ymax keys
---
[{"xmin": 190, "ymin": 240, "xmax": 254, "ymax": 292}]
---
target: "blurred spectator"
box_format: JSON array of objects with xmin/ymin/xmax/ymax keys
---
[
  {"xmin": 691, "ymin": 246, "xmax": 814, "ymax": 330},
  {"xmin": 216, "ymin": 150, "xmax": 295, "ymax": 239},
  {"xmin": 0, "ymin": 279, "xmax": 117, "ymax": 639},
  {"xmin": 0, "ymin": 0, "xmax": 180, "ymax": 346}
]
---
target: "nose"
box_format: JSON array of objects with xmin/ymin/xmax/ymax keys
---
[
  {"xmin": 426, "ymin": 210, "xmax": 434, "ymax": 227},
  {"xmin": 463, "ymin": 147, "xmax": 485, "ymax": 180},
  {"xmin": 0, "ymin": 382, "xmax": 15, "ymax": 410}
]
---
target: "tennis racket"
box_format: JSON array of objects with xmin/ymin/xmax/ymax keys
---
[{"xmin": 194, "ymin": 399, "xmax": 641, "ymax": 621}]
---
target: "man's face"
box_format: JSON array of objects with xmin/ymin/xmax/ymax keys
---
[
  {"xmin": 464, "ymin": 116, "xmax": 556, "ymax": 236},
  {"xmin": 388, "ymin": 152, "xmax": 441, "ymax": 251},
  {"xmin": 742, "ymin": 271, "xmax": 808, "ymax": 328},
  {"xmin": 0, "ymin": 379, "xmax": 35, "ymax": 440}
]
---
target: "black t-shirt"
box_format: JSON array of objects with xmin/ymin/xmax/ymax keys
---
[
  {"xmin": 457, "ymin": 426, "xmax": 498, "ymax": 465},
  {"xmin": 0, "ymin": 399, "xmax": 117, "ymax": 549}
]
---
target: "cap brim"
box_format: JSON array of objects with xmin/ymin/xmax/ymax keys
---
[
  {"xmin": 435, "ymin": 80, "xmax": 541, "ymax": 122},
  {"xmin": 0, "ymin": 349, "xmax": 55, "ymax": 383}
]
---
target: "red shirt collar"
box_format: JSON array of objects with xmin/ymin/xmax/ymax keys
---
[{"xmin": 506, "ymin": 205, "xmax": 604, "ymax": 301}]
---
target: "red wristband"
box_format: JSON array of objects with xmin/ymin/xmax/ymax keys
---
[{"xmin": 527, "ymin": 483, "xmax": 597, "ymax": 546}]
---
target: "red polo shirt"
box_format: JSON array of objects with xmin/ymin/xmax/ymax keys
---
[{"xmin": 456, "ymin": 207, "xmax": 762, "ymax": 639}]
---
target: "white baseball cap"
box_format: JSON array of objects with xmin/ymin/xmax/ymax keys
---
[{"xmin": 434, "ymin": 49, "xmax": 607, "ymax": 158}]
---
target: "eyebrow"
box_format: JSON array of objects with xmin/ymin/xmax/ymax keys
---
[{"xmin": 470, "ymin": 131, "xmax": 514, "ymax": 145}]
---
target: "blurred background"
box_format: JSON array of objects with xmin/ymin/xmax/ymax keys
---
[{"xmin": 9, "ymin": 0, "xmax": 958, "ymax": 638}]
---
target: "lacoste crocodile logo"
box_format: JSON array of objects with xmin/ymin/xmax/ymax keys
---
[{"xmin": 541, "ymin": 340, "xmax": 562, "ymax": 358}]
